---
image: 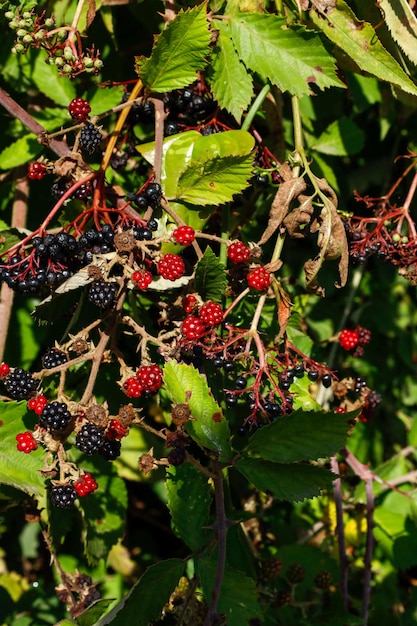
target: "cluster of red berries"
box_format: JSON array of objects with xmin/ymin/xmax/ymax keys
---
[
  {"xmin": 16, "ymin": 431, "xmax": 38, "ymax": 453},
  {"xmin": 28, "ymin": 394, "xmax": 48, "ymax": 416},
  {"xmin": 247, "ymin": 266, "xmax": 271, "ymax": 291},
  {"xmin": 182, "ymin": 294, "xmax": 197, "ymax": 313},
  {"xmin": 68, "ymin": 97, "xmax": 91, "ymax": 121},
  {"xmin": 74, "ymin": 473, "xmax": 98, "ymax": 497},
  {"xmin": 157, "ymin": 254, "xmax": 185, "ymax": 281},
  {"xmin": 181, "ymin": 301, "xmax": 224, "ymax": 339},
  {"xmin": 172, "ymin": 225, "xmax": 195, "ymax": 246},
  {"xmin": 227, "ymin": 241, "xmax": 251, "ymax": 264},
  {"xmin": 123, "ymin": 364, "xmax": 163, "ymax": 398},
  {"xmin": 132, "ymin": 270, "xmax": 153, "ymax": 290},
  {"xmin": 106, "ymin": 418, "xmax": 128, "ymax": 440},
  {"xmin": 339, "ymin": 326, "xmax": 371, "ymax": 357},
  {"xmin": 28, "ymin": 162, "xmax": 47, "ymax": 180}
]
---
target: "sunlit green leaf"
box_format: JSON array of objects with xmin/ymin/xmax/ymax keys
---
[
  {"xmin": 312, "ymin": 117, "xmax": 365, "ymax": 156},
  {"xmin": 195, "ymin": 247, "xmax": 227, "ymax": 303}
]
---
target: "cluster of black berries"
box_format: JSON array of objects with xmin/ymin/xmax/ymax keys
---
[
  {"xmin": 2, "ymin": 367, "xmax": 37, "ymax": 400},
  {"xmin": 51, "ymin": 178, "xmax": 93, "ymax": 201},
  {"xmin": 78, "ymin": 122, "xmax": 103, "ymax": 154},
  {"xmin": 40, "ymin": 401, "xmax": 72, "ymax": 432},
  {"xmin": 42, "ymin": 347, "xmax": 68, "ymax": 369},
  {"xmin": 75, "ymin": 421, "xmax": 121, "ymax": 460},
  {"xmin": 88, "ymin": 280, "xmax": 117, "ymax": 308},
  {"xmin": 126, "ymin": 182, "xmax": 163, "ymax": 214}
]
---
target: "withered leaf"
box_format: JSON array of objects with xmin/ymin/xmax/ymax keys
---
[
  {"xmin": 304, "ymin": 258, "xmax": 326, "ymax": 297},
  {"xmin": 258, "ymin": 163, "xmax": 306, "ymax": 245},
  {"xmin": 283, "ymin": 194, "xmax": 314, "ymax": 238}
]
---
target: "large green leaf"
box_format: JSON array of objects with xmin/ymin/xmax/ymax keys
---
[
  {"xmin": 377, "ymin": 0, "xmax": 417, "ymax": 67},
  {"xmin": 228, "ymin": 14, "xmax": 344, "ymax": 96},
  {"xmin": 211, "ymin": 22, "xmax": 254, "ymax": 122},
  {"xmin": 0, "ymin": 402, "xmax": 45, "ymax": 498},
  {"xmin": 139, "ymin": 4, "xmax": 210, "ymax": 92},
  {"xmin": 311, "ymin": 0, "xmax": 417, "ymax": 96},
  {"xmin": 235, "ymin": 458, "xmax": 336, "ymax": 501},
  {"xmin": 97, "ymin": 559, "xmax": 184, "ymax": 625},
  {"xmin": 0, "ymin": 136, "xmax": 42, "ymax": 169},
  {"xmin": 245, "ymin": 408, "xmax": 351, "ymax": 463},
  {"xmin": 177, "ymin": 153, "xmax": 254, "ymax": 205},
  {"xmin": 312, "ymin": 117, "xmax": 365, "ymax": 156},
  {"xmin": 195, "ymin": 247, "xmax": 227, "ymax": 303},
  {"xmin": 198, "ymin": 559, "xmax": 261, "ymax": 626},
  {"xmin": 163, "ymin": 362, "xmax": 232, "ymax": 461},
  {"xmin": 166, "ymin": 464, "xmax": 212, "ymax": 551},
  {"xmin": 32, "ymin": 52, "xmax": 76, "ymax": 106}
]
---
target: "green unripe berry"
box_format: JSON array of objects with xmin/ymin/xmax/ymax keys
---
[
  {"xmin": 11, "ymin": 43, "xmax": 25, "ymax": 53},
  {"xmin": 18, "ymin": 19, "xmax": 28, "ymax": 28},
  {"xmin": 93, "ymin": 59, "xmax": 103, "ymax": 69},
  {"xmin": 34, "ymin": 29, "xmax": 46, "ymax": 40},
  {"xmin": 402, "ymin": 236, "xmax": 409, "ymax": 244},
  {"xmin": 62, "ymin": 64, "xmax": 72, "ymax": 74},
  {"xmin": 44, "ymin": 17, "xmax": 55, "ymax": 27},
  {"xmin": 16, "ymin": 28, "xmax": 28, "ymax": 37},
  {"xmin": 4, "ymin": 11, "xmax": 15, "ymax": 20},
  {"xmin": 54, "ymin": 57, "xmax": 64, "ymax": 67},
  {"xmin": 392, "ymin": 232, "xmax": 401, "ymax": 243},
  {"xmin": 83, "ymin": 57, "xmax": 94, "ymax": 67},
  {"xmin": 63, "ymin": 46, "xmax": 74, "ymax": 60},
  {"xmin": 56, "ymin": 29, "xmax": 67, "ymax": 40},
  {"xmin": 85, "ymin": 66, "xmax": 94, "ymax": 73},
  {"xmin": 8, "ymin": 19, "xmax": 19, "ymax": 29},
  {"xmin": 22, "ymin": 11, "xmax": 33, "ymax": 19},
  {"xmin": 22, "ymin": 34, "xmax": 33, "ymax": 44}
]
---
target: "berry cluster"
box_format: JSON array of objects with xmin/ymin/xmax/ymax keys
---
[
  {"xmin": 5, "ymin": 8, "xmax": 103, "ymax": 78},
  {"xmin": 42, "ymin": 347, "xmax": 69, "ymax": 369},
  {"xmin": 247, "ymin": 266, "xmax": 271, "ymax": 291},
  {"xmin": 339, "ymin": 325, "xmax": 371, "ymax": 357},
  {"xmin": 68, "ymin": 98, "xmax": 91, "ymax": 121},
  {"xmin": 227, "ymin": 241, "xmax": 251, "ymax": 264},
  {"xmin": 39, "ymin": 401, "xmax": 73, "ymax": 433},
  {"xmin": 79, "ymin": 122, "xmax": 103, "ymax": 154},
  {"xmin": 123, "ymin": 364, "xmax": 163, "ymax": 398},
  {"xmin": 28, "ymin": 395, "xmax": 48, "ymax": 415},
  {"xmin": 88, "ymin": 280, "xmax": 117, "ymax": 308},
  {"xmin": 28, "ymin": 162, "xmax": 47, "ymax": 180},
  {"xmin": 132, "ymin": 270, "xmax": 153, "ymax": 289},
  {"xmin": 157, "ymin": 254, "xmax": 185, "ymax": 281},
  {"xmin": 172, "ymin": 226, "xmax": 195, "ymax": 246},
  {"xmin": 74, "ymin": 473, "xmax": 98, "ymax": 496},
  {"xmin": 16, "ymin": 431, "xmax": 38, "ymax": 453},
  {"xmin": 2, "ymin": 367, "xmax": 37, "ymax": 400}
]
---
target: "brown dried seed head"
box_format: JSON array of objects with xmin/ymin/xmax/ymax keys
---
[
  {"xmin": 87, "ymin": 265, "xmax": 103, "ymax": 279},
  {"xmin": 85, "ymin": 403, "xmax": 108, "ymax": 428},
  {"xmin": 139, "ymin": 450, "xmax": 157, "ymax": 475},
  {"xmin": 71, "ymin": 337, "xmax": 89, "ymax": 354},
  {"xmin": 171, "ymin": 403, "xmax": 191, "ymax": 427},
  {"xmin": 117, "ymin": 403, "xmax": 136, "ymax": 427},
  {"xmin": 114, "ymin": 231, "xmax": 136, "ymax": 253}
]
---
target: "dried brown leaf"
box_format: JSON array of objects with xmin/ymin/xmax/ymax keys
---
[
  {"xmin": 258, "ymin": 163, "xmax": 306, "ymax": 245},
  {"xmin": 304, "ymin": 258, "xmax": 325, "ymax": 296},
  {"xmin": 283, "ymin": 194, "xmax": 314, "ymax": 238}
]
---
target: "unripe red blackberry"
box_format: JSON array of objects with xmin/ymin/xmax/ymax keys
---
[
  {"xmin": 135, "ymin": 364, "xmax": 163, "ymax": 392},
  {"xmin": 276, "ymin": 591, "xmax": 292, "ymax": 606},
  {"xmin": 28, "ymin": 162, "xmax": 47, "ymax": 180},
  {"xmin": 132, "ymin": 270, "xmax": 152, "ymax": 289},
  {"xmin": 339, "ymin": 329, "xmax": 359, "ymax": 351},
  {"xmin": 314, "ymin": 570, "xmax": 332, "ymax": 590},
  {"xmin": 227, "ymin": 241, "xmax": 251, "ymax": 264},
  {"xmin": 260, "ymin": 558, "xmax": 282, "ymax": 581},
  {"xmin": 172, "ymin": 225, "xmax": 195, "ymax": 246},
  {"xmin": 247, "ymin": 266, "xmax": 271, "ymax": 290},
  {"xmin": 199, "ymin": 301, "xmax": 223, "ymax": 326},
  {"xmin": 68, "ymin": 97, "xmax": 91, "ymax": 121},
  {"xmin": 181, "ymin": 315, "xmax": 206, "ymax": 339},
  {"xmin": 157, "ymin": 254, "xmax": 185, "ymax": 280},
  {"xmin": 123, "ymin": 377, "xmax": 143, "ymax": 398},
  {"xmin": 183, "ymin": 294, "xmax": 197, "ymax": 313},
  {"xmin": 16, "ymin": 431, "xmax": 38, "ymax": 453}
]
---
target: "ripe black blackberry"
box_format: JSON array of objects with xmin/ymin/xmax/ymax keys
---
[
  {"xmin": 88, "ymin": 280, "xmax": 117, "ymax": 308},
  {"xmin": 167, "ymin": 446, "xmax": 186, "ymax": 466},
  {"xmin": 4, "ymin": 368, "xmax": 37, "ymax": 399},
  {"xmin": 40, "ymin": 401, "xmax": 72, "ymax": 432},
  {"xmin": 76, "ymin": 422, "xmax": 105, "ymax": 455},
  {"xmin": 99, "ymin": 438, "xmax": 121, "ymax": 461},
  {"xmin": 50, "ymin": 484, "xmax": 76, "ymax": 508},
  {"xmin": 79, "ymin": 122, "xmax": 102, "ymax": 155},
  {"xmin": 42, "ymin": 348, "xmax": 68, "ymax": 369}
]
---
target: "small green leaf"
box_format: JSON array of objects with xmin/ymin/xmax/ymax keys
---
[
  {"xmin": 211, "ymin": 22, "xmax": 254, "ymax": 122},
  {"xmin": 163, "ymin": 362, "xmax": 232, "ymax": 461},
  {"xmin": 0, "ymin": 228, "xmax": 28, "ymax": 250},
  {"xmin": 97, "ymin": 559, "xmax": 184, "ymax": 626},
  {"xmin": 312, "ymin": 117, "xmax": 365, "ymax": 156},
  {"xmin": 76, "ymin": 599, "xmax": 115, "ymax": 626},
  {"xmin": 245, "ymin": 408, "xmax": 351, "ymax": 463},
  {"xmin": 139, "ymin": 4, "xmax": 210, "ymax": 92},
  {"xmin": 32, "ymin": 52, "xmax": 76, "ymax": 106},
  {"xmin": 0, "ymin": 402, "xmax": 45, "ymax": 498},
  {"xmin": 311, "ymin": 0, "xmax": 417, "ymax": 96},
  {"xmin": 229, "ymin": 14, "xmax": 344, "ymax": 97},
  {"xmin": 198, "ymin": 559, "xmax": 261, "ymax": 626},
  {"xmin": 235, "ymin": 458, "xmax": 336, "ymax": 501},
  {"xmin": 0, "ymin": 136, "xmax": 42, "ymax": 170},
  {"xmin": 177, "ymin": 153, "xmax": 254, "ymax": 205},
  {"xmin": 166, "ymin": 464, "xmax": 212, "ymax": 551},
  {"xmin": 195, "ymin": 247, "xmax": 227, "ymax": 303}
]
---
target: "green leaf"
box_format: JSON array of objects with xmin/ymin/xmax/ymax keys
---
[
  {"xmin": 177, "ymin": 153, "xmax": 254, "ymax": 205},
  {"xmin": 198, "ymin": 559, "xmax": 261, "ymax": 626},
  {"xmin": 235, "ymin": 458, "xmax": 336, "ymax": 501},
  {"xmin": 211, "ymin": 21, "xmax": 254, "ymax": 122},
  {"xmin": 0, "ymin": 402, "xmax": 45, "ymax": 498},
  {"xmin": 377, "ymin": 0, "xmax": 417, "ymax": 67},
  {"xmin": 163, "ymin": 362, "xmax": 233, "ymax": 461},
  {"xmin": 166, "ymin": 464, "xmax": 212, "ymax": 551},
  {"xmin": 312, "ymin": 117, "xmax": 365, "ymax": 156},
  {"xmin": 76, "ymin": 600, "xmax": 115, "ymax": 626},
  {"xmin": 97, "ymin": 559, "xmax": 184, "ymax": 626},
  {"xmin": 139, "ymin": 4, "xmax": 210, "ymax": 92},
  {"xmin": 78, "ymin": 461, "xmax": 128, "ymax": 565},
  {"xmin": 245, "ymin": 408, "xmax": 351, "ymax": 463},
  {"xmin": 191, "ymin": 129, "xmax": 255, "ymax": 160},
  {"xmin": 228, "ymin": 14, "xmax": 344, "ymax": 97},
  {"xmin": 195, "ymin": 247, "xmax": 227, "ymax": 303},
  {"xmin": 0, "ymin": 228, "xmax": 28, "ymax": 251},
  {"xmin": 0, "ymin": 136, "xmax": 42, "ymax": 170},
  {"xmin": 310, "ymin": 0, "xmax": 417, "ymax": 97},
  {"xmin": 32, "ymin": 52, "xmax": 76, "ymax": 106}
]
